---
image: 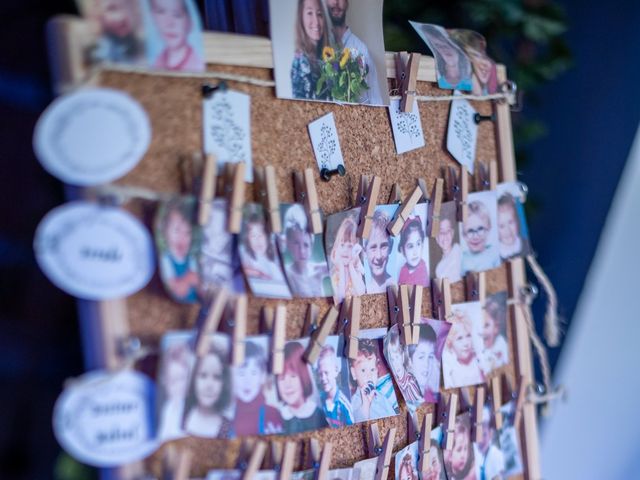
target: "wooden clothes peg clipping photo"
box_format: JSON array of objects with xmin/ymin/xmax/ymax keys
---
[
  {"xmin": 163, "ymin": 445, "xmax": 193, "ymax": 480},
  {"xmin": 465, "ymin": 272, "xmax": 486, "ymax": 303},
  {"xmin": 232, "ymin": 293, "xmax": 247, "ymax": 366},
  {"xmin": 271, "ymin": 440, "xmax": 296, "ymax": 480},
  {"xmin": 431, "ymin": 278, "xmax": 452, "ymax": 322},
  {"xmin": 388, "ymin": 183, "xmax": 403, "ymax": 204},
  {"xmin": 475, "ymin": 160, "xmax": 498, "ymax": 191},
  {"xmin": 194, "ymin": 288, "xmax": 229, "ymax": 357},
  {"xmin": 294, "ymin": 168, "xmax": 323, "ymax": 234},
  {"xmin": 369, "ymin": 423, "xmax": 396, "ymax": 480},
  {"xmin": 418, "ymin": 412, "xmax": 433, "ymax": 477},
  {"xmin": 304, "ymin": 305, "xmax": 339, "ymax": 364},
  {"xmin": 197, "ymin": 153, "xmax": 217, "ymax": 226},
  {"xmin": 491, "ymin": 376, "xmax": 504, "ymax": 430},
  {"xmin": 343, "ymin": 296, "xmax": 361, "ymax": 359},
  {"xmin": 394, "ymin": 51, "xmax": 421, "ymax": 112},
  {"xmin": 513, "ymin": 375, "xmax": 528, "ymax": 430},
  {"xmin": 443, "ymin": 391, "xmax": 459, "ymax": 450},
  {"xmin": 310, "ymin": 438, "xmax": 332, "ymax": 480},
  {"xmin": 387, "ymin": 185, "xmax": 423, "ymax": 237},
  {"xmin": 227, "ymin": 162, "xmax": 246, "ymax": 233},
  {"xmin": 474, "ymin": 385, "xmax": 486, "ymax": 443},
  {"xmin": 356, "ymin": 175, "xmax": 381, "ymax": 239},
  {"xmin": 239, "ymin": 439, "xmax": 268, "ymax": 480},
  {"xmin": 271, "ymin": 304, "xmax": 287, "ymax": 374},
  {"xmin": 429, "ymin": 178, "xmax": 444, "ymax": 238},
  {"xmin": 447, "ymin": 165, "xmax": 469, "ymax": 222}
]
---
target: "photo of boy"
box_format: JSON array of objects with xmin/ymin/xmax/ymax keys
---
[
  {"xmin": 408, "ymin": 321, "xmax": 450, "ymax": 404},
  {"xmin": 363, "ymin": 205, "xmax": 398, "ymax": 294},
  {"xmin": 396, "ymin": 204, "xmax": 430, "ymax": 287},
  {"xmin": 479, "ymin": 291, "xmax": 509, "ymax": 375},
  {"xmin": 232, "ymin": 336, "xmax": 284, "ymax": 436},
  {"xmin": 459, "ymin": 191, "xmax": 500, "ymax": 275},
  {"xmin": 383, "ymin": 325, "xmax": 422, "ymax": 410},
  {"xmin": 313, "ymin": 339, "xmax": 354, "ymax": 428},
  {"xmin": 473, "ymin": 405, "xmax": 505, "ymax": 480},
  {"xmin": 498, "ymin": 401, "xmax": 524, "ymax": 477}
]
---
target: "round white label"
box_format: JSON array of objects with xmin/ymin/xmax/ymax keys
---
[
  {"xmin": 33, "ymin": 88, "xmax": 151, "ymax": 186},
  {"xmin": 53, "ymin": 370, "xmax": 159, "ymax": 467},
  {"xmin": 34, "ymin": 202, "xmax": 155, "ymax": 300}
]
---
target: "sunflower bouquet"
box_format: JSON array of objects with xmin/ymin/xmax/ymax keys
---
[{"xmin": 316, "ymin": 46, "xmax": 369, "ymax": 103}]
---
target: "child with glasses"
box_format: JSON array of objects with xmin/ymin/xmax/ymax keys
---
[{"xmin": 460, "ymin": 200, "xmax": 500, "ymax": 275}]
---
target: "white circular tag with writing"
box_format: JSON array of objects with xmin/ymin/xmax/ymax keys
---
[
  {"xmin": 33, "ymin": 88, "xmax": 151, "ymax": 186},
  {"xmin": 53, "ymin": 370, "xmax": 159, "ymax": 467},
  {"xmin": 34, "ymin": 201, "xmax": 155, "ymax": 300}
]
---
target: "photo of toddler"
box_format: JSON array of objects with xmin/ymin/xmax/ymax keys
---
[
  {"xmin": 459, "ymin": 191, "xmax": 500, "ymax": 275},
  {"xmin": 442, "ymin": 302, "xmax": 485, "ymax": 389}
]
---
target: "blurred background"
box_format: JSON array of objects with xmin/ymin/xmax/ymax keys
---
[{"xmin": 1, "ymin": 0, "xmax": 638, "ymax": 478}]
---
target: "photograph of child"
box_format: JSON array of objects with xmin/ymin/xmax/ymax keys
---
[
  {"xmin": 429, "ymin": 201, "xmax": 462, "ymax": 283},
  {"xmin": 78, "ymin": 0, "xmax": 145, "ymax": 65},
  {"xmin": 409, "ymin": 22, "xmax": 473, "ymax": 91},
  {"xmin": 498, "ymin": 401, "xmax": 524, "ymax": 477},
  {"xmin": 479, "ymin": 291, "xmax": 509, "ymax": 375},
  {"xmin": 277, "ymin": 203, "xmax": 333, "ymax": 298},
  {"xmin": 443, "ymin": 412, "xmax": 478, "ymax": 480},
  {"xmin": 460, "ymin": 191, "xmax": 500, "ymax": 275},
  {"xmin": 312, "ymin": 336, "xmax": 354, "ymax": 428},
  {"xmin": 199, "ymin": 198, "xmax": 245, "ymax": 294},
  {"xmin": 276, "ymin": 340, "xmax": 328, "ymax": 434},
  {"xmin": 155, "ymin": 196, "xmax": 201, "ymax": 303},
  {"xmin": 473, "ymin": 405, "xmax": 506, "ymax": 480},
  {"xmin": 269, "ymin": 0, "xmax": 389, "ymax": 105},
  {"xmin": 239, "ymin": 203, "xmax": 292, "ymax": 299},
  {"xmin": 182, "ymin": 333, "xmax": 234, "ymax": 438},
  {"xmin": 448, "ymin": 29, "xmax": 498, "ymax": 96},
  {"xmin": 363, "ymin": 205, "xmax": 399, "ymax": 294},
  {"xmin": 496, "ymin": 182, "xmax": 531, "ymax": 260},
  {"xmin": 395, "ymin": 440, "xmax": 419, "ymax": 480},
  {"xmin": 425, "ymin": 438, "xmax": 448, "ymax": 480},
  {"xmin": 232, "ymin": 336, "xmax": 284, "ymax": 436},
  {"xmin": 156, "ymin": 331, "xmax": 194, "ymax": 440},
  {"xmin": 408, "ymin": 319, "xmax": 450, "ymax": 403},
  {"xmin": 325, "ymin": 209, "xmax": 366, "ymax": 302},
  {"xmin": 383, "ymin": 324, "xmax": 422, "ymax": 410},
  {"xmin": 143, "ymin": 0, "xmax": 205, "ymax": 72},
  {"xmin": 349, "ymin": 330, "xmax": 399, "ymax": 422},
  {"xmin": 443, "ymin": 301, "xmax": 485, "ymax": 389},
  {"xmin": 396, "ymin": 203, "xmax": 430, "ymax": 287}
]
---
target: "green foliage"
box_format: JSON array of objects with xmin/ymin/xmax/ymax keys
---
[{"xmin": 54, "ymin": 453, "xmax": 96, "ymax": 480}]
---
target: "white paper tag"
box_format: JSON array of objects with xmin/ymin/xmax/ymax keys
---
[
  {"xmin": 446, "ymin": 96, "xmax": 478, "ymax": 174},
  {"xmin": 33, "ymin": 88, "xmax": 151, "ymax": 186},
  {"xmin": 34, "ymin": 201, "xmax": 155, "ymax": 300},
  {"xmin": 388, "ymin": 98, "xmax": 425, "ymax": 154},
  {"xmin": 203, "ymin": 89, "xmax": 253, "ymax": 182},
  {"xmin": 53, "ymin": 370, "xmax": 159, "ymax": 467},
  {"xmin": 308, "ymin": 112, "xmax": 345, "ymax": 173}
]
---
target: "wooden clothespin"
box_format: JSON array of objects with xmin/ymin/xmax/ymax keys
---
[
  {"xmin": 465, "ymin": 272, "xmax": 486, "ymax": 303},
  {"xmin": 294, "ymin": 168, "xmax": 323, "ymax": 234},
  {"xmin": 407, "ymin": 410, "xmax": 420, "ymax": 444},
  {"xmin": 474, "ymin": 385, "xmax": 486, "ymax": 443},
  {"xmin": 271, "ymin": 304, "xmax": 287, "ymax": 374},
  {"xmin": 272, "ymin": 441, "xmax": 296, "ymax": 480},
  {"xmin": 194, "ymin": 288, "xmax": 229, "ymax": 357},
  {"xmin": 398, "ymin": 284, "xmax": 413, "ymax": 345},
  {"xmin": 345, "ymin": 296, "xmax": 361, "ymax": 359},
  {"xmin": 446, "ymin": 166, "xmax": 468, "ymax": 222},
  {"xmin": 240, "ymin": 439, "xmax": 268, "ymax": 480},
  {"xmin": 369, "ymin": 424, "xmax": 396, "ymax": 480},
  {"xmin": 513, "ymin": 375, "xmax": 527, "ymax": 430},
  {"xmin": 232, "ymin": 294, "xmax": 247, "ymax": 366},
  {"xmin": 410, "ymin": 285, "xmax": 423, "ymax": 344},
  {"xmin": 387, "ymin": 285, "xmax": 400, "ymax": 326},
  {"xmin": 394, "ymin": 51, "xmax": 421, "ymax": 112},
  {"xmin": 489, "ymin": 160, "xmax": 498, "ymax": 190},
  {"xmin": 429, "ymin": 178, "xmax": 444, "ymax": 237},
  {"xmin": 255, "ymin": 165, "xmax": 282, "ymax": 234},
  {"xmin": 303, "ymin": 303, "xmax": 320, "ymax": 337},
  {"xmin": 357, "ymin": 175, "xmax": 381, "ymax": 239},
  {"xmin": 227, "ymin": 162, "xmax": 246, "ymax": 233},
  {"xmin": 460, "ymin": 166, "xmax": 469, "ymax": 222},
  {"xmin": 443, "ymin": 392, "xmax": 459, "ymax": 450},
  {"xmin": 388, "ymin": 183, "xmax": 403, "ymax": 204},
  {"xmin": 304, "ymin": 305, "xmax": 339, "ymax": 364},
  {"xmin": 431, "ymin": 278, "xmax": 452, "ymax": 322},
  {"xmin": 475, "ymin": 160, "xmax": 498, "ymax": 191},
  {"xmin": 417, "ymin": 178, "xmax": 430, "ymax": 204},
  {"xmin": 491, "ymin": 376, "xmax": 504, "ymax": 430},
  {"xmin": 198, "ymin": 153, "xmax": 217, "ymax": 226},
  {"xmin": 418, "ymin": 413, "xmax": 434, "ymax": 478},
  {"xmin": 387, "ymin": 185, "xmax": 423, "ymax": 236},
  {"xmin": 310, "ymin": 439, "xmax": 332, "ymax": 480},
  {"xmin": 163, "ymin": 445, "xmax": 193, "ymax": 480}
]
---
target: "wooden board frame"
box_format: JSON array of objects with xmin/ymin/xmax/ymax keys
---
[{"xmin": 46, "ymin": 15, "xmax": 541, "ymax": 480}]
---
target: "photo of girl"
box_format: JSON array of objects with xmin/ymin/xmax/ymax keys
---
[
  {"xmin": 408, "ymin": 320, "xmax": 450, "ymax": 403},
  {"xmin": 277, "ymin": 203, "xmax": 332, "ymax": 298},
  {"xmin": 395, "ymin": 441, "xmax": 419, "ymax": 480},
  {"xmin": 430, "ymin": 201, "xmax": 462, "ymax": 283},
  {"xmin": 144, "ymin": 0, "xmax": 204, "ymax": 72},
  {"xmin": 182, "ymin": 334, "xmax": 234, "ymax": 438},
  {"xmin": 276, "ymin": 340, "xmax": 328, "ymax": 434},
  {"xmin": 442, "ymin": 302, "xmax": 485, "ymax": 389},
  {"xmin": 383, "ymin": 325, "xmax": 422, "ymax": 410},
  {"xmin": 459, "ymin": 191, "xmax": 501, "ymax": 275},
  {"xmin": 443, "ymin": 412, "xmax": 478, "ymax": 480},
  {"xmin": 479, "ymin": 291, "xmax": 509, "ymax": 375},
  {"xmin": 239, "ymin": 203, "xmax": 292, "ymax": 299},
  {"xmin": 448, "ymin": 29, "xmax": 498, "ymax": 95},
  {"xmin": 155, "ymin": 196, "xmax": 200, "ymax": 303},
  {"xmin": 496, "ymin": 182, "xmax": 531, "ymax": 260},
  {"xmin": 325, "ymin": 209, "xmax": 366, "ymax": 302},
  {"xmin": 396, "ymin": 204, "xmax": 430, "ymax": 287}
]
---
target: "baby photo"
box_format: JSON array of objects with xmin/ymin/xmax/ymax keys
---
[
  {"xmin": 442, "ymin": 301, "xmax": 486, "ymax": 389},
  {"xmin": 77, "ymin": 0, "xmax": 146, "ymax": 66},
  {"xmin": 155, "ymin": 196, "xmax": 201, "ymax": 303},
  {"xmin": 448, "ymin": 29, "xmax": 498, "ymax": 95},
  {"xmin": 395, "ymin": 440, "xmax": 419, "ymax": 480},
  {"xmin": 363, "ymin": 204, "xmax": 400, "ymax": 294},
  {"xmin": 429, "ymin": 201, "xmax": 462, "ymax": 283},
  {"xmin": 231, "ymin": 335, "xmax": 284, "ymax": 436},
  {"xmin": 350, "ymin": 329, "xmax": 400, "ymax": 422},
  {"xmin": 459, "ymin": 190, "xmax": 500, "ymax": 275},
  {"xmin": 181, "ymin": 332, "xmax": 234, "ymax": 439},
  {"xmin": 443, "ymin": 412, "xmax": 477, "ymax": 480},
  {"xmin": 269, "ymin": 0, "xmax": 389, "ymax": 105},
  {"xmin": 310, "ymin": 335, "xmax": 354, "ymax": 428},
  {"xmin": 277, "ymin": 203, "xmax": 333, "ymax": 298},
  {"xmin": 496, "ymin": 182, "xmax": 531, "ymax": 261},
  {"xmin": 498, "ymin": 400, "xmax": 524, "ymax": 477},
  {"xmin": 473, "ymin": 404, "xmax": 506, "ymax": 480},
  {"xmin": 409, "ymin": 319, "xmax": 451, "ymax": 404},
  {"xmin": 325, "ymin": 208, "xmax": 366, "ymax": 302},
  {"xmin": 142, "ymin": 0, "xmax": 205, "ymax": 72},
  {"xmin": 395, "ymin": 203, "xmax": 430, "ymax": 287},
  {"xmin": 276, "ymin": 339, "xmax": 329, "ymax": 434},
  {"xmin": 239, "ymin": 203, "xmax": 292, "ymax": 299},
  {"xmin": 479, "ymin": 291, "xmax": 509, "ymax": 375},
  {"xmin": 409, "ymin": 21, "xmax": 473, "ymax": 91},
  {"xmin": 199, "ymin": 198, "xmax": 245, "ymax": 295}
]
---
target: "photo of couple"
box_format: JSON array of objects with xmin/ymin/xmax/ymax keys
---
[{"xmin": 270, "ymin": 0, "xmax": 388, "ymax": 105}]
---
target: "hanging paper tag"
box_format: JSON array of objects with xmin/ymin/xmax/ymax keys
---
[
  {"xmin": 53, "ymin": 370, "xmax": 158, "ymax": 467},
  {"xmin": 33, "ymin": 88, "xmax": 151, "ymax": 186},
  {"xmin": 34, "ymin": 201, "xmax": 155, "ymax": 300},
  {"xmin": 388, "ymin": 98, "xmax": 425, "ymax": 154},
  {"xmin": 446, "ymin": 96, "xmax": 478, "ymax": 174},
  {"xmin": 308, "ymin": 112, "xmax": 345, "ymax": 174},
  {"xmin": 203, "ymin": 89, "xmax": 253, "ymax": 182}
]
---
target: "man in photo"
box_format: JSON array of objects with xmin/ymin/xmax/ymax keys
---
[
  {"xmin": 364, "ymin": 209, "xmax": 394, "ymax": 293},
  {"xmin": 315, "ymin": 344, "xmax": 354, "ymax": 428},
  {"xmin": 325, "ymin": 0, "xmax": 383, "ymax": 104}
]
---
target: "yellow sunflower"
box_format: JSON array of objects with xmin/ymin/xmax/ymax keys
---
[
  {"xmin": 339, "ymin": 48, "xmax": 350, "ymax": 68},
  {"xmin": 322, "ymin": 46, "xmax": 335, "ymax": 62}
]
